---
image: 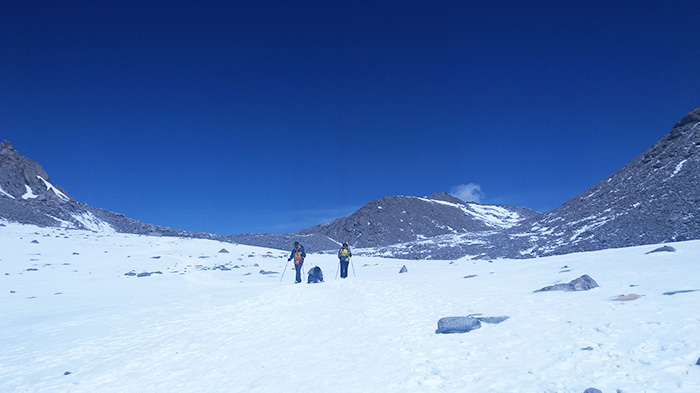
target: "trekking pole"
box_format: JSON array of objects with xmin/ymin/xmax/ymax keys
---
[
  {"xmin": 335, "ymin": 261, "xmax": 340, "ymax": 280},
  {"xmin": 351, "ymin": 259, "xmax": 356, "ymax": 278},
  {"xmin": 280, "ymin": 259, "xmax": 289, "ymax": 283}
]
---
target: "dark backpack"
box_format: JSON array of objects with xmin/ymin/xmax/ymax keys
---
[{"xmin": 307, "ymin": 266, "xmax": 323, "ymax": 283}]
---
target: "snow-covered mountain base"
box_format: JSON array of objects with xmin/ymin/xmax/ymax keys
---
[{"xmin": 2, "ymin": 221, "xmax": 699, "ymax": 392}]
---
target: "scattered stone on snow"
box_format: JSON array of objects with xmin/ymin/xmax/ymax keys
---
[
  {"xmin": 436, "ymin": 316, "xmax": 481, "ymax": 334},
  {"xmin": 64, "ymin": 371, "xmax": 72, "ymax": 376},
  {"xmin": 213, "ymin": 265, "xmax": 231, "ymax": 271},
  {"xmin": 615, "ymin": 294, "xmax": 641, "ymax": 301},
  {"xmin": 30, "ymin": 240, "xmax": 39, "ymax": 244},
  {"xmin": 151, "ymin": 256, "xmax": 161, "ymax": 259},
  {"xmin": 463, "ymin": 274, "xmax": 477, "ymax": 279},
  {"xmin": 125, "ymin": 271, "xmax": 163, "ymax": 277},
  {"xmin": 259, "ymin": 270, "xmax": 278, "ymax": 275},
  {"xmin": 534, "ymin": 274, "xmax": 599, "ymax": 293},
  {"xmin": 645, "ymin": 245, "xmax": 676, "ymax": 254},
  {"xmin": 399, "ymin": 265, "xmax": 408, "ymax": 274},
  {"xmin": 696, "ymin": 357, "xmax": 700, "ymax": 366},
  {"xmin": 72, "ymin": 252, "xmax": 79, "ymax": 255},
  {"xmin": 663, "ymin": 289, "xmax": 698, "ymax": 295},
  {"xmin": 583, "ymin": 388, "xmax": 602, "ymax": 393},
  {"xmin": 218, "ymin": 248, "xmax": 230, "ymax": 253},
  {"xmin": 581, "ymin": 346, "xmax": 594, "ymax": 351}
]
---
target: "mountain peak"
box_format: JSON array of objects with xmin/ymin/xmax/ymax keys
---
[
  {"xmin": 426, "ymin": 191, "xmax": 467, "ymax": 205},
  {"xmin": 673, "ymin": 105, "xmax": 700, "ymax": 129},
  {"xmin": 0, "ymin": 141, "xmax": 72, "ymax": 201}
]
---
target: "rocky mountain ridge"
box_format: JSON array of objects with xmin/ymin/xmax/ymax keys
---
[
  {"xmin": 0, "ymin": 141, "xmax": 226, "ymax": 242},
  {"xmin": 349, "ymin": 105, "xmax": 700, "ymax": 259},
  {"xmin": 2, "ymin": 105, "xmax": 699, "ymax": 260},
  {"xmin": 235, "ymin": 106, "xmax": 700, "ymax": 259},
  {"xmin": 228, "ymin": 193, "xmax": 539, "ymax": 254},
  {"xmin": 0, "ymin": 141, "xmax": 73, "ymax": 202},
  {"xmin": 511, "ymin": 105, "xmax": 700, "ymax": 257}
]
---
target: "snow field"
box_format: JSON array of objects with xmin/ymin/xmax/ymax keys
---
[{"xmin": 1, "ymin": 222, "xmax": 699, "ymax": 392}]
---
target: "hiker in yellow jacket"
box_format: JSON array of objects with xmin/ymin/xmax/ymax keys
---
[{"xmin": 338, "ymin": 242, "xmax": 352, "ymax": 279}]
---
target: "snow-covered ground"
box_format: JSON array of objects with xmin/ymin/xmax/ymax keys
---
[{"xmin": 1, "ymin": 221, "xmax": 699, "ymax": 393}]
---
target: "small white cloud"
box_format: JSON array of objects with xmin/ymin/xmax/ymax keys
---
[{"xmin": 450, "ymin": 183, "xmax": 485, "ymax": 203}]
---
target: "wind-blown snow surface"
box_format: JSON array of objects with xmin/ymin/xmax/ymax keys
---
[{"xmin": 1, "ymin": 222, "xmax": 699, "ymax": 392}]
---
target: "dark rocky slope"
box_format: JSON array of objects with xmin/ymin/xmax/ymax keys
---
[
  {"xmin": 509, "ymin": 105, "xmax": 700, "ymax": 257},
  {"xmin": 0, "ymin": 141, "xmax": 226, "ymax": 241}
]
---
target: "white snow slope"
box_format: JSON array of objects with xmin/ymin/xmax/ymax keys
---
[{"xmin": 1, "ymin": 221, "xmax": 699, "ymax": 393}]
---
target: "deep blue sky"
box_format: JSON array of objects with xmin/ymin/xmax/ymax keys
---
[{"xmin": 2, "ymin": 1, "xmax": 699, "ymax": 235}]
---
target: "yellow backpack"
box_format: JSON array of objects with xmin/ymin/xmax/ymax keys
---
[{"xmin": 293, "ymin": 247, "xmax": 304, "ymax": 264}]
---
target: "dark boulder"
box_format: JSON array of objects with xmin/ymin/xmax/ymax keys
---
[
  {"xmin": 436, "ymin": 316, "xmax": 481, "ymax": 334},
  {"xmin": 535, "ymin": 274, "xmax": 599, "ymax": 293},
  {"xmin": 399, "ymin": 265, "xmax": 408, "ymax": 274}
]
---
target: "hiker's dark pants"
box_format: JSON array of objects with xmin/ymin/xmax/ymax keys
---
[
  {"xmin": 340, "ymin": 260, "xmax": 349, "ymax": 278},
  {"xmin": 294, "ymin": 262, "xmax": 303, "ymax": 283}
]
